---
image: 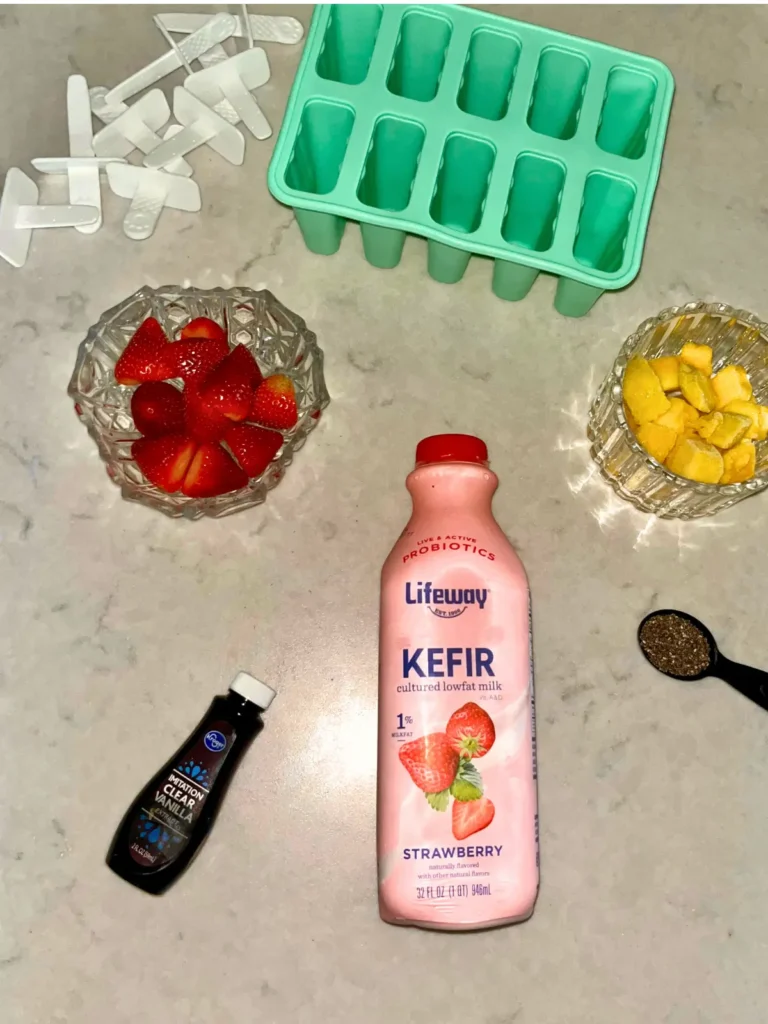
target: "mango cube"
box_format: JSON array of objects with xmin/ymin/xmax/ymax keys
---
[
  {"xmin": 712, "ymin": 364, "xmax": 752, "ymax": 409},
  {"xmin": 636, "ymin": 422, "xmax": 678, "ymax": 463},
  {"xmin": 680, "ymin": 400, "xmax": 701, "ymax": 426},
  {"xmin": 759, "ymin": 406, "xmax": 768, "ymax": 437},
  {"xmin": 679, "ymin": 363, "xmax": 716, "ymax": 413},
  {"xmin": 649, "ymin": 356, "xmax": 680, "ymax": 391},
  {"xmin": 623, "ymin": 357, "xmax": 671, "ymax": 424},
  {"xmin": 722, "ymin": 399, "xmax": 767, "ymax": 440},
  {"xmin": 695, "ymin": 411, "xmax": 751, "ymax": 449},
  {"xmin": 655, "ymin": 397, "xmax": 695, "ymax": 434},
  {"xmin": 666, "ymin": 436, "xmax": 724, "ymax": 484},
  {"xmin": 680, "ymin": 342, "xmax": 713, "ymax": 377},
  {"xmin": 720, "ymin": 440, "xmax": 756, "ymax": 484}
]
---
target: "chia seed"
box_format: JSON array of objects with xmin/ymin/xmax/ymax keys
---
[{"xmin": 639, "ymin": 612, "xmax": 712, "ymax": 678}]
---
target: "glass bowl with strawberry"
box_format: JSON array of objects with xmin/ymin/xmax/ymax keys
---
[{"xmin": 69, "ymin": 286, "xmax": 329, "ymax": 519}]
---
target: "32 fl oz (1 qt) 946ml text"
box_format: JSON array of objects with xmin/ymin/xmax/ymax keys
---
[{"xmin": 416, "ymin": 884, "xmax": 493, "ymax": 899}]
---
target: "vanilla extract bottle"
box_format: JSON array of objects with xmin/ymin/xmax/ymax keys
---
[{"xmin": 107, "ymin": 673, "xmax": 275, "ymax": 894}]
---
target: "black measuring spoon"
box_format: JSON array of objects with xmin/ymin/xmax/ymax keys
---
[{"xmin": 638, "ymin": 609, "xmax": 768, "ymax": 713}]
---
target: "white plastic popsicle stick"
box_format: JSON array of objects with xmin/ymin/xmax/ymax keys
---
[
  {"xmin": 157, "ymin": 12, "xmax": 304, "ymax": 45},
  {"xmin": 154, "ymin": 15, "xmax": 234, "ymax": 119},
  {"xmin": 153, "ymin": 14, "xmax": 194, "ymax": 74},
  {"xmin": 144, "ymin": 88, "xmax": 245, "ymax": 168},
  {"xmin": 224, "ymin": 76, "xmax": 270, "ymax": 138},
  {"xmin": 185, "ymin": 49, "xmax": 271, "ymax": 138},
  {"xmin": 14, "ymin": 207, "xmax": 99, "ymax": 229},
  {"xmin": 0, "ymin": 168, "xmax": 98, "ymax": 268},
  {"xmin": 31, "ymin": 76, "xmax": 106, "ymax": 234},
  {"xmin": 89, "ymin": 13, "xmax": 236, "ymax": 118},
  {"xmin": 31, "ymin": 157, "xmax": 124, "ymax": 172},
  {"xmin": 68, "ymin": 76, "xmax": 94, "ymax": 158},
  {"xmin": 104, "ymin": 12, "xmax": 236, "ymax": 105},
  {"xmin": 88, "ymin": 86, "xmax": 128, "ymax": 125},
  {"xmin": 92, "ymin": 91, "xmax": 193, "ymax": 177},
  {"xmin": 242, "ymin": 4, "xmax": 255, "ymax": 48},
  {"xmin": 107, "ymin": 156, "xmax": 201, "ymax": 241},
  {"xmin": 198, "ymin": 44, "xmax": 229, "ymax": 69}
]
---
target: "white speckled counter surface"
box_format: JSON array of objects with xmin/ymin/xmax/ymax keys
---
[{"xmin": 2, "ymin": 5, "xmax": 768, "ymax": 1023}]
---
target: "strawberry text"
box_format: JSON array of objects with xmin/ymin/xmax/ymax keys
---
[{"xmin": 403, "ymin": 845, "xmax": 503, "ymax": 860}]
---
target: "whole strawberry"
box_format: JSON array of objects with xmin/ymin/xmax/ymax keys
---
[
  {"xmin": 131, "ymin": 381, "xmax": 184, "ymax": 437},
  {"xmin": 250, "ymin": 374, "xmax": 298, "ymax": 431},
  {"xmin": 446, "ymin": 702, "xmax": 495, "ymax": 759},
  {"xmin": 398, "ymin": 733, "xmax": 459, "ymax": 804}
]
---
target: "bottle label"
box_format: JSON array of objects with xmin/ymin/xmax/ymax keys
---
[
  {"xmin": 378, "ymin": 530, "xmax": 538, "ymax": 926},
  {"xmin": 127, "ymin": 721, "xmax": 235, "ymax": 868}
]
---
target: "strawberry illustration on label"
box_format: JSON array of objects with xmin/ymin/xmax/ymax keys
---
[
  {"xmin": 446, "ymin": 702, "xmax": 496, "ymax": 759},
  {"xmin": 452, "ymin": 796, "xmax": 495, "ymax": 840},
  {"xmin": 450, "ymin": 759, "xmax": 484, "ymax": 802},
  {"xmin": 398, "ymin": 733, "xmax": 459, "ymax": 811}
]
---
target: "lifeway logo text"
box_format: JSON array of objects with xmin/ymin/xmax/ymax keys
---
[{"xmin": 405, "ymin": 581, "xmax": 488, "ymax": 618}]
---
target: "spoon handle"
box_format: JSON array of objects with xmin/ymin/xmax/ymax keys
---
[{"xmin": 714, "ymin": 656, "xmax": 768, "ymax": 713}]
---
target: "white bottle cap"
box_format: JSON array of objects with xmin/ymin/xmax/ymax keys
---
[{"xmin": 229, "ymin": 671, "xmax": 276, "ymax": 709}]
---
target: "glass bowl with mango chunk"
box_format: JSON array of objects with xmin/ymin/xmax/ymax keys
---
[{"xmin": 588, "ymin": 302, "xmax": 768, "ymax": 519}]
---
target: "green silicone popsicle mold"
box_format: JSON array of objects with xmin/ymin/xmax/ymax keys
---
[{"xmin": 268, "ymin": 4, "xmax": 675, "ymax": 316}]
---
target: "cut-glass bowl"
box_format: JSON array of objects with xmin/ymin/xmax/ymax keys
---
[
  {"xmin": 588, "ymin": 301, "xmax": 768, "ymax": 519},
  {"xmin": 68, "ymin": 285, "xmax": 330, "ymax": 519}
]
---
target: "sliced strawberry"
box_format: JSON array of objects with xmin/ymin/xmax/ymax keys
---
[
  {"xmin": 199, "ymin": 345, "xmax": 261, "ymax": 423},
  {"xmin": 249, "ymin": 374, "xmax": 298, "ymax": 431},
  {"xmin": 131, "ymin": 381, "xmax": 184, "ymax": 437},
  {"xmin": 183, "ymin": 383, "xmax": 229, "ymax": 443},
  {"xmin": 170, "ymin": 336, "xmax": 229, "ymax": 383},
  {"xmin": 225, "ymin": 423, "xmax": 283, "ymax": 478},
  {"xmin": 115, "ymin": 317, "xmax": 174, "ymax": 384},
  {"xmin": 132, "ymin": 434, "xmax": 196, "ymax": 493},
  {"xmin": 182, "ymin": 442, "xmax": 248, "ymax": 498},
  {"xmin": 452, "ymin": 796, "xmax": 495, "ymax": 841},
  {"xmin": 180, "ymin": 316, "xmax": 227, "ymax": 345}
]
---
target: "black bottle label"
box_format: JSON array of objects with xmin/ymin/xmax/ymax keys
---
[{"xmin": 127, "ymin": 721, "xmax": 235, "ymax": 869}]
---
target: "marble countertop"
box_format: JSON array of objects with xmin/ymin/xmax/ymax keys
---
[{"xmin": 3, "ymin": 5, "xmax": 768, "ymax": 1023}]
